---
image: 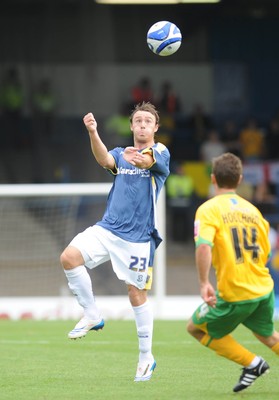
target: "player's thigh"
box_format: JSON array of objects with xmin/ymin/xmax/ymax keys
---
[
  {"xmin": 69, "ymin": 225, "xmax": 110, "ymax": 268},
  {"xmin": 60, "ymin": 245, "xmax": 84, "ymax": 268}
]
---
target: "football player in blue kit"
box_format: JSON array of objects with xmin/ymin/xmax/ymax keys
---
[{"xmin": 60, "ymin": 102, "xmax": 170, "ymax": 381}]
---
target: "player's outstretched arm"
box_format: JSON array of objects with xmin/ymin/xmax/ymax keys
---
[{"xmin": 83, "ymin": 112, "xmax": 115, "ymax": 169}]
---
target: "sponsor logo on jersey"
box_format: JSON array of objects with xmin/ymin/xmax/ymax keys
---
[
  {"xmin": 117, "ymin": 166, "xmax": 150, "ymax": 178},
  {"xmin": 230, "ymin": 198, "xmax": 238, "ymax": 205}
]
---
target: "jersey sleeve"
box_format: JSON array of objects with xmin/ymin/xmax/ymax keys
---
[
  {"xmin": 105, "ymin": 147, "xmax": 123, "ymax": 175},
  {"xmin": 194, "ymin": 201, "xmax": 219, "ymax": 247},
  {"xmin": 147, "ymin": 143, "xmax": 170, "ymax": 176}
]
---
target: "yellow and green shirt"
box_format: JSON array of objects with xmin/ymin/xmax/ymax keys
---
[{"xmin": 194, "ymin": 193, "xmax": 273, "ymax": 303}]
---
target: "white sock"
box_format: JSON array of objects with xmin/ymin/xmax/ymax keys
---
[
  {"xmin": 133, "ymin": 300, "xmax": 153, "ymax": 364},
  {"xmin": 248, "ymin": 356, "xmax": 261, "ymax": 368},
  {"xmin": 64, "ymin": 266, "xmax": 101, "ymax": 320}
]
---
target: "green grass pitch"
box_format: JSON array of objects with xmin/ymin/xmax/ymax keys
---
[{"xmin": 0, "ymin": 320, "xmax": 278, "ymax": 400}]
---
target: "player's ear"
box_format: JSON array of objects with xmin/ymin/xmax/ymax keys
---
[
  {"xmin": 238, "ymin": 175, "xmax": 243, "ymax": 185},
  {"xmin": 211, "ymin": 174, "xmax": 216, "ymax": 184},
  {"xmin": 154, "ymin": 123, "xmax": 159, "ymax": 133}
]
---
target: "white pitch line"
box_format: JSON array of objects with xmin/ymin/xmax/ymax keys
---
[
  {"xmin": 0, "ymin": 340, "xmax": 50, "ymax": 344},
  {"xmin": 0, "ymin": 339, "xmax": 259, "ymax": 346}
]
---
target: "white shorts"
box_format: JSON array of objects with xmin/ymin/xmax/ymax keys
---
[{"xmin": 69, "ymin": 225, "xmax": 151, "ymax": 290}]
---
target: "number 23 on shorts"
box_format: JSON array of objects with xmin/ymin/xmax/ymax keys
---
[{"xmin": 129, "ymin": 256, "xmax": 147, "ymax": 272}]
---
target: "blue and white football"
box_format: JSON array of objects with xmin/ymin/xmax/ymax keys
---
[{"xmin": 147, "ymin": 21, "xmax": 182, "ymax": 57}]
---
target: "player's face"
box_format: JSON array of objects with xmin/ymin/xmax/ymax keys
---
[{"xmin": 130, "ymin": 111, "xmax": 158, "ymax": 144}]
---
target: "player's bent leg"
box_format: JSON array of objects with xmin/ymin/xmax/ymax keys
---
[
  {"xmin": 187, "ymin": 318, "xmax": 206, "ymax": 341},
  {"xmin": 61, "ymin": 246, "xmax": 104, "ymax": 340},
  {"xmin": 187, "ymin": 319, "xmax": 270, "ymax": 392},
  {"xmin": 201, "ymin": 333, "xmax": 270, "ymax": 392},
  {"xmin": 60, "ymin": 245, "xmax": 85, "ymax": 270}
]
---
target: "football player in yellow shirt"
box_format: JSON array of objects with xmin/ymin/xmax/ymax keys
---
[{"xmin": 187, "ymin": 152, "xmax": 279, "ymax": 393}]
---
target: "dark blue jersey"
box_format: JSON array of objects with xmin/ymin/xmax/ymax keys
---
[{"xmin": 96, "ymin": 142, "xmax": 170, "ymax": 248}]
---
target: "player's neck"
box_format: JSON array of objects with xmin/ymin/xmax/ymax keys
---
[
  {"xmin": 216, "ymin": 188, "xmax": 236, "ymax": 195},
  {"xmin": 134, "ymin": 140, "xmax": 155, "ymax": 150}
]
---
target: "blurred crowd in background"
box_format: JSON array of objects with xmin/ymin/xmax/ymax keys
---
[
  {"xmin": 1, "ymin": 68, "xmax": 278, "ymax": 203},
  {"xmin": 1, "ymin": 64, "xmax": 279, "ymax": 280}
]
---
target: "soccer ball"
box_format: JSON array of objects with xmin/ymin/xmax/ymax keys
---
[{"xmin": 147, "ymin": 21, "xmax": 182, "ymax": 57}]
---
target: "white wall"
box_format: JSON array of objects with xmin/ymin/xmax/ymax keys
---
[{"xmin": 0, "ymin": 296, "xmax": 201, "ymax": 320}]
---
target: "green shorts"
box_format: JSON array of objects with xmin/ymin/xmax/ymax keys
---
[{"xmin": 192, "ymin": 290, "xmax": 275, "ymax": 339}]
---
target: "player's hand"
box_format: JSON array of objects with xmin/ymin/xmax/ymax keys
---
[
  {"xmin": 83, "ymin": 113, "xmax": 97, "ymax": 133},
  {"xmin": 200, "ymin": 283, "xmax": 217, "ymax": 308},
  {"xmin": 123, "ymin": 146, "xmax": 145, "ymax": 166}
]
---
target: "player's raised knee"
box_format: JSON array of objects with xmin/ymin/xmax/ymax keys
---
[{"xmin": 60, "ymin": 246, "xmax": 82, "ymax": 269}]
